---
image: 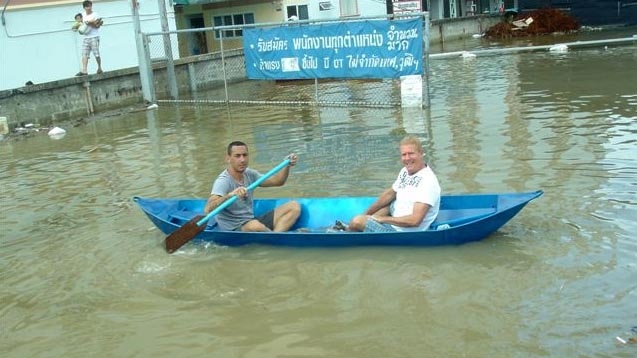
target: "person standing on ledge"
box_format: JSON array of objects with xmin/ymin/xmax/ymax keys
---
[
  {"xmin": 204, "ymin": 141, "xmax": 301, "ymax": 232},
  {"xmin": 76, "ymin": 0, "xmax": 103, "ymax": 76}
]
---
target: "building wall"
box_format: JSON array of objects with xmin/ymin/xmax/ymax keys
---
[{"xmin": 173, "ymin": 0, "xmax": 390, "ymax": 57}]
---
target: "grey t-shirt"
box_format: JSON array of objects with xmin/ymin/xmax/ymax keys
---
[{"xmin": 211, "ymin": 168, "xmax": 262, "ymax": 231}]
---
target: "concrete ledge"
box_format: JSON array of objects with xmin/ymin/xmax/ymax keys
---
[
  {"xmin": 0, "ymin": 67, "xmax": 146, "ymax": 127},
  {"xmin": 429, "ymin": 15, "xmax": 501, "ymax": 43}
]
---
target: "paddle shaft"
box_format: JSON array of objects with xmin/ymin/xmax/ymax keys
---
[{"xmin": 196, "ymin": 158, "xmax": 291, "ymax": 227}]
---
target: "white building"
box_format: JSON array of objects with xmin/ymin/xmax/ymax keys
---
[{"xmin": 0, "ymin": 0, "xmax": 178, "ymax": 91}]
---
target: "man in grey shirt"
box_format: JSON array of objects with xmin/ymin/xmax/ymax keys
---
[{"xmin": 204, "ymin": 141, "xmax": 300, "ymax": 231}]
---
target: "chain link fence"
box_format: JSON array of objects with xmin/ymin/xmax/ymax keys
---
[{"xmin": 143, "ymin": 15, "xmax": 429, "ymax": 108}]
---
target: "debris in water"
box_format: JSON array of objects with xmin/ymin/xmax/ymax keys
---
[
  {"xmin": 48, "ymin": 127, "xmax": 67, "ymax": 140},
  {"xmin": 484, "ymin": 8, "xmax": 580, "ymax": 39},
  {"xmin": 549, "ymin": 44, "xmax": 569, "ymax": 52}
]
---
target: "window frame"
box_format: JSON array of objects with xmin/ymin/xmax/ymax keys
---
[
  {"xmin": 286, "ymin": 4, "xmax": 309, "ymax": 20},
  {"xmin": 340, "ymin": 0, "xmax": 359, "ymax": 17},
  {"xmin": 213, "ymin": 12, "xmax": 255, "ymax": 39}
]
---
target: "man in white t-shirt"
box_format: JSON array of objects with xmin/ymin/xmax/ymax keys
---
[
  {"xmin": 76, "ymin": 0, "xmax": 103, "ymax": 76},
  {"xmin": 347, "ymin": 135, "xmax": 441, "ymax": 232}
]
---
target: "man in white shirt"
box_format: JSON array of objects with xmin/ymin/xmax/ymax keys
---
[
  {"xmin": 76, "ymin": 0, "xmax": 103, "ymax": 76},
  {"xmin": 347, "ymin": 135, "xmax": 441, "ymax": 232}
]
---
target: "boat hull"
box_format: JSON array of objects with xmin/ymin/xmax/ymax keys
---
[{"xmin": 133, "ymin": 191, "xmax": 542, "ymax": 247}]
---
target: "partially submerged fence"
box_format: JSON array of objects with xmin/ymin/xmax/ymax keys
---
[{"xmin": 142, "ymin": 13, "xmax": 431, "ymax": 108}]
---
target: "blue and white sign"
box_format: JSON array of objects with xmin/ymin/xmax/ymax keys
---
[{"xmin": 243, "ymin": 17, "xmax": 423, "ymax": 80}]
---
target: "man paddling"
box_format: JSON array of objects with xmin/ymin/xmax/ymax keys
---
[{"xmin": 204, "ymin": 141, "xmax": 300, "ymax": 232}]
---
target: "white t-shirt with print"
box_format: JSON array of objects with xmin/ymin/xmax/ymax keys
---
[{"xmin": 390, "ymin": 165, "xmax": 441, "ymax": 231}]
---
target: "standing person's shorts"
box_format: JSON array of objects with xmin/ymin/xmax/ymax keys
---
[{"xmin": 82, "ymin": 37, "xmax": 100, "ymax": 58}]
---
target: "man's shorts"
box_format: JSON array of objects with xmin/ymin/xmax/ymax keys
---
[
  {"xmin": 256, "ymin": 210, "xmax": 275, "ymax": 230},
  {"xmin": 82, "ymin": 37, "xmax": 100, "ymax": 58},
  {"xmin": 234, "ymin": 210, "xmax": 275, "ymax": 231},
  {"xmin": 364, "ymin": 217, "xmax": 396, "ymax": 233}
]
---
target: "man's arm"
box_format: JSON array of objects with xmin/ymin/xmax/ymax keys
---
[
  {"xmin": 204, "ymin": 187, "xmax": 245, "ymax": 213},
  {"xmin": 260, "ymin": 165, "xmax": 290, "ymax": 187},
  {"xmin": 364, "ymin": 188, "xmax": 396, "ymax": 216},
  {"xmin": 86, "ymin": 13, "xmax": 103, "ymax": 28},
  {"xmin": 88, "ymin": 19, "xmax": 103, "ymax": 28},
  {"xmin": 259, "ymin": 154, "xmax": 297, "ymax": 187},
  {"xmin": 374, "ymin": 202, "xmax": 430, "ymax": 227}
]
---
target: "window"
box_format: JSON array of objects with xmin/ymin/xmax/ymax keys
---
[
  {"xmin": 286, "ymin": 4, "xmax": 309, "ymax": 20},
  {"xmin": 340, "ymin": 0, "xmax": 359, "ymax": 17},
  {"xmin": 213, "ymin": 13, "xmax": 254, "ymax": 38}
]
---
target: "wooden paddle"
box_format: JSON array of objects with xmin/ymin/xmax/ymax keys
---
[{"xmin": 164, "ymin": 158, "xmax": 292, "ymax": 253}]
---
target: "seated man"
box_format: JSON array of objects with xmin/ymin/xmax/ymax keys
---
[
  {"xmin": 204, "ymin": 141, "xmax": 300, "ymax": 232},
  {"xmin": 347, "ymin": 135, "xmax": 440, "ymax": 232}
]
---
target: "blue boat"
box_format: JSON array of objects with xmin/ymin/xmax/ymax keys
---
[{"xmin": 133, "ymin": 190, "xmax": 542, "ymax": 247}]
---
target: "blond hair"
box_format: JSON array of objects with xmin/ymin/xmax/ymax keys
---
[{"xmin": 400, "ymin": 135, "xmax": 423, "ymax": 153}]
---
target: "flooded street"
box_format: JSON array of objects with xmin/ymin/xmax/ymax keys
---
[{"xmin": 1, "ymin": 31, "xmax": 636, "ymax": 357}]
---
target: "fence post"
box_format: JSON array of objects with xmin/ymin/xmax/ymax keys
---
[
  {"xmin": 219, "ymin": 31, "xmax": 230, "ymax": 103},
  {"xmin": 158, "ymin": 0, "xmax": 178, "ymax": 99},
  {"xmin": 424, "ymin": 12, "xmax": 431, "ymax": 108},
  {"xmin": 187, "ymin": 63, "xmax": 197, "ymax": 93},
  {"xmin": 131, "ymin": 0, "xmax": 155, "ymax": 103}
]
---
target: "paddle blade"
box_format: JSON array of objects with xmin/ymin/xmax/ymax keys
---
[{"xmin": 164, "ymin": 215, "xmax": 206, "ymax": 253}]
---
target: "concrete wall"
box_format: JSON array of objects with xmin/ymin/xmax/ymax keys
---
[
  {"xmin": 429, "ymin": 14, "xmax": 501, "ymax": 43},
  {"xmin": 0, "ymin": 68, "xmax": 145, "ymax": 128},
  {"xmin": 0, "ymin": 50, "xmax": 247, "ymax": 129},
  {"xmin": 0, "ymin": 15, "xmax": 501, "ymax": 130}
]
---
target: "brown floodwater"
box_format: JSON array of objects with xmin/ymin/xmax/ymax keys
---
[{"xmin": 1, "ymin": 30, "xmax": 636, "ymax": 357}]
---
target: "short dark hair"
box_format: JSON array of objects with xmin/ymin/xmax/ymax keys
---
[
  {"xmin": 227, "ymin": 141, "xmax": 248, "ymax": 155},
  {"xmin": 82, "ymin": 1, "xmax": 92, "ymax": 8}
]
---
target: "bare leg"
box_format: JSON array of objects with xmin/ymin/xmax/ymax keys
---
[
  {"xmin": 81, "ymin": 56, "xmax": 89, "ymax": 74},
  {"xmin": 347, "ymin": 206, "xmax": 391, "ymax": 232},
  {"xmin": 348, "ymin": 214, "xmax": 367, "ymax": 231},
  {"xmin": 96, "ymin": 56, "xmax": 102, "ymax": 73},
  {"xmin": 272, "ymin": 201, "xmax": 301, "ymax": 232}
]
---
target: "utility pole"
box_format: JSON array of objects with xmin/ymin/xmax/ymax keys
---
[
  {"xmin": 131, "ymin": 0, "xmax": 155, "ymax": 103},
  {"xmin": 158, "ymin": 0, "xmax": 178, "ymax": 99}
]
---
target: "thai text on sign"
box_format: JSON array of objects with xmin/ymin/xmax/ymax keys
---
[{"xmin": 243, "ymin": 17, "xmax": 424, "ymax": 80}]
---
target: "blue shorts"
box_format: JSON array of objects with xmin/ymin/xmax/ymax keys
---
[{"xmin": 364, "ymin": 217, "xmax": 396, "ymax": 233}]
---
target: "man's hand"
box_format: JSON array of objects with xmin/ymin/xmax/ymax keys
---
[
  {"xmin": 287, "ymin": 153, "xmax": 298, "ymax": 166},
  {"xmin": 230, "ymin": 187, "xmax": 247, "ymax": 199}
]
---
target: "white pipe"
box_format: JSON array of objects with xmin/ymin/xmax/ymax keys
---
[{"xmin": 430, "ymin": 37, "xmax": 637, "ymax": 59}]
